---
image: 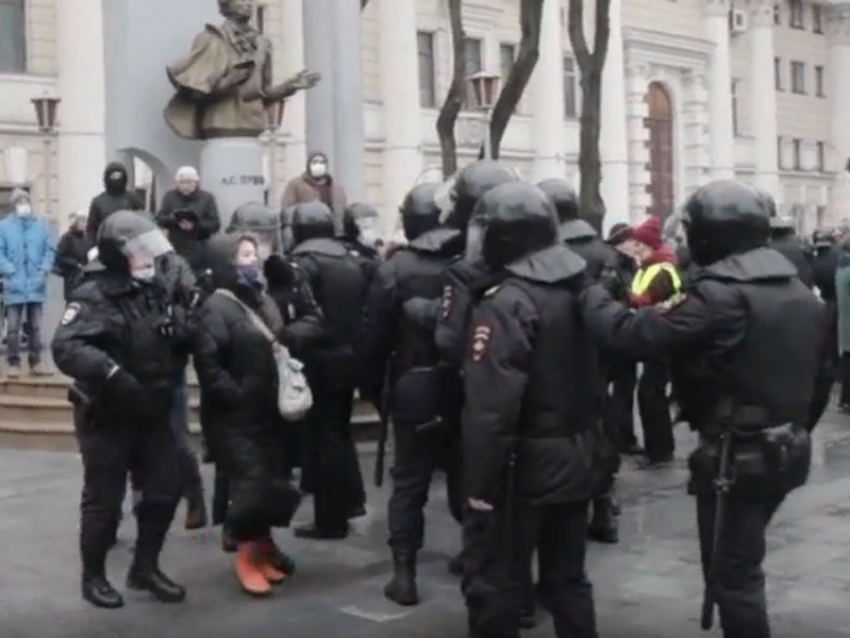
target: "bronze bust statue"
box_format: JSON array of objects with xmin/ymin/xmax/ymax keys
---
[{"xmin": 164, "ymin": 0, "xmax": 320, "ymax": 140}]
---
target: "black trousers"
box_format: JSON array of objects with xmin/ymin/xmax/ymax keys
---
[
  {"xmin": 608, "ymin": 357, "xmax": 638, "ymax": 449},
  {"xmin": 463, "ymin": 500, "xmax": 598, "ymax": 638},
  {"xmin": 306, "ymin": 390, "xmax": 365, "ymax": 532},
  {"xmin": 75, "ymin": 410, "xmax": 181, "ymax": 578},
  {"xmin": 388, "ymin": 420, "xmax": 463, "ymax": 551},
  {"xmin": 696, "ymin": 492, "xmax": 785, "ymax": 638},
  {"xmin": 637, "ymin": 360, "xmax": 674, "ymax": 461}
]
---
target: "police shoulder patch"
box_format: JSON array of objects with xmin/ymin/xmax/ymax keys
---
[
  {"xmin": 61, "ymin": 302, "xmax": 82, "ymax": 326},
  {"xmin": 470, "ymin": 324, "xmax": 492, "ymax": 362}
]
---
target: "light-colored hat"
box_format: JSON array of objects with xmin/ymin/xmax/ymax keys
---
[
  {"xmin": 10, "ymin": 187, "xmax": 29, "ymax": 204},
  {"xmin": 175, "ymin": 166, "xmax": 200, "ymax": 182}
]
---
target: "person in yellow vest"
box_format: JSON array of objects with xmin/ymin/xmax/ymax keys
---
[{"xmin": 621, "ymin": 216, "xmax": 683, "ymax": 466}]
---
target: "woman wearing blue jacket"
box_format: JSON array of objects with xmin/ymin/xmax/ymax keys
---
[{"xmin": 0, "ymin": 188, "xmax": 54, "ymax": 377}]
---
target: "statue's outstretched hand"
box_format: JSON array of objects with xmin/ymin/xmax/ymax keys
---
[{"xmin": 290, "ymin": 69, "xmax": 321, "ymax": 91}]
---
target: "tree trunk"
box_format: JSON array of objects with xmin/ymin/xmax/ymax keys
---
[
  {"xmin": 437, "ymin": 0, "xmax": 466, "ymax": 178},
  {"xmin": 568, "ymin": 0, "xmax": 611, "ymax": 233},
  {"xmin": 487, "ymin": 0, "xmax": 544, "ymax": 159}
]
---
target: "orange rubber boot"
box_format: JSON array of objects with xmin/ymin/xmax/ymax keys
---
[{"xmin": 235, "ymin": 543, "xmax": 271, "ymax": 596}]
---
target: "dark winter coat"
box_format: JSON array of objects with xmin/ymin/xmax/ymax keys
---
[
  {"xmin": 771, "ymin": 234, "xmax": 815, "ymax": 289},
  {"xmin": 193, "ymin": 245, "xmax": 287, "ymax": 537},
  {"xmin": 54, "ymin": 229, "xmax": 89, "ymax": 300},
  {"xmin": 156, "ymin": 188, "xmax": 221, "ymax": 273},
  {"xmin": 86, "ymin": 162, "xmax": 143, "ymax": 246}
]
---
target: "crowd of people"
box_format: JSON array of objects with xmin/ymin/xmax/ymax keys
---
[{"xmin": 0, "ymin": 153, "xmax": 838, "ymax": 637}]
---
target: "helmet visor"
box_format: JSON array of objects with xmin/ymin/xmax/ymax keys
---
[{"xmin": 122, "ymin": 229, "xmax": 173, "ymax": 267}]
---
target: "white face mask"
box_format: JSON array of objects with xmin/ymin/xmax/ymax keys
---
[
  {"xmin": 131, "ymin": 266, "xmax": 156, "ymax": 282},
  {"xmin": 15, "ymin": 203, "xmax": 31, "ymax": 216},
  {"xmin": 309, "ymin": 162, "xmax": 328, "ymax": 179}
]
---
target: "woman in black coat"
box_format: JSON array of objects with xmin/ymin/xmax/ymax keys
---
[
  {"xmin": 193, "ymin": 233, "xmax": 297, "ymax": 597},
  {"xmin": 54, "ymin": 213, "xmax": 90, "ymax": 300}
]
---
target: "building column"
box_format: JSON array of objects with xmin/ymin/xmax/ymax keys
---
[
  {"xmin": 282, "ymin": 0, "xmax": 308, "ymax": 181},
  {"xmin": 56, "ymin": 0, "xmax": 107, "ymax": 227},
  {"xmin": 748, "ymin": 0, "xmax": 780, "ymax": 199},
  {"xmin": 625, "ymin": 60, "xmax": 651, "ymax": 222},
  {"xmin": 331, "ymin": 0, "xmax": 365, "ymax": 203},
  {"xmin": 303, "ymin": 0, "xmax": 336, "ymax": 169},
  {"xmin": 827, "ymin": 3, "xmax": 850, "ymax": 220},
  {"xmin": 530, "ymin": 0, "xmax": 566, "ymax": 182},
  {"xmin": 378, "ymin": 0, "xmax": 423, "ymax": 234},
  {"xmin": 704, "ymin": 0, "xmax": 735, "ymax": 179},
  {"xmin": 599, "ymin": 0, "xmax": 630, "ymax": 232}
]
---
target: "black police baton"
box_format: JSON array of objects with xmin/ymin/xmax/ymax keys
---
[
  {"xmin": 700, "ymin": 430, "xmax": 735, "ymax": 630},
  {"xmin": 374, "ymin": 359, "xmax": 393, "ymax": 487}
]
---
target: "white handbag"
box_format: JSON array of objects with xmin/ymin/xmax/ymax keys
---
[{"xmin": 215, "ymin": 289, "xmax": 314, "ymax": 421}]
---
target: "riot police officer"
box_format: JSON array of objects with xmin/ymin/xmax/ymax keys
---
[
  {"xmin": 462, "ymin": 182, "xmax": 610, "ymax": 638},
  {"xmin": 289, "ymin": 201, "xmax": 368, "ymax": 539},
  {"xmin": 52, "ymin": 211, "xmax": 186, "ymax": 609},
  {"xmin": 359, "ymin": 182, "xmax": 465, "ymax": 606},
  {"xmin": 769, "ymin": 213, "xmax": 815, "ymax": 288},
  {"xmin": 538, "ymin": 178, "xmax": 621, "ymax": 544},
  {"xmin": 228, "ymin": 201, "xmax": 287, "ymax": 258},
  {"xmin": 581, "ymin": 180, "xmax": 833, "ymax": 637},
  {"xmin": 342, "ymin": 202, "xmax": 382, "ymax": 261},
  {"xmin": 435, "ymin": 161, "xmax": 520, "ymax": 367}
]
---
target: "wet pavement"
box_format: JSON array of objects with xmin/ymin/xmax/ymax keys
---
[{"xmin": 3, "ymin": 410, "xmax": 850, "ymax": 637}]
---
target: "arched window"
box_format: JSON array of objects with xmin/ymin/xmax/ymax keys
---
[{"xmin": 0, "ymin": 0, "xmax": 25, "ymax": 73}]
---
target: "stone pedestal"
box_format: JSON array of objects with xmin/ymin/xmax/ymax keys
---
[{"xmin": 200, "ymin": 138, "xmax": 265, "ymax": 228}]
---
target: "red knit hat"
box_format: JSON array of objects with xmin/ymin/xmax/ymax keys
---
[{"xmin": 630, "ymin": 216, "xmax": 663, "ymax": 250}]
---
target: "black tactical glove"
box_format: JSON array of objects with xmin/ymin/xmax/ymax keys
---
[
  {"xmin": 599, "ymin": 266, "xmax": 628, "ymax": 300},
  {"xmin": 106, "ymin": 368, "xmax": 151, "ymax": 416}
]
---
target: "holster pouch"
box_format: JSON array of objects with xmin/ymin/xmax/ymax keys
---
[
  {"xmin": 392, "ymin": 366, "xmax": 454, "ymax": 439},
  {"xmin": 689, "ymin": 423, "xmax": 811, "ymax": 498}
]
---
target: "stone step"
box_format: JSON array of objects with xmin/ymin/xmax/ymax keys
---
[
  {"xmin": 0, "ymin": 376, "xmax": 201, "ymax": 401},
  {"xmin": 0, "ymin": 394, "xmax": 202, "ymax": 428}
]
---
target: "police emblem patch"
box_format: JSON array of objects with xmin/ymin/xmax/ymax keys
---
[
  {"xmin": 61, "ymin": 303, "xmax": 81, "ymax": 326},
  {"xmin": 441, "ymin": 285, "xmax": 454, "ymax": 319},
  {"xmin": 471, "ymin": 325, "xmax": 492, "ymax": 362}
]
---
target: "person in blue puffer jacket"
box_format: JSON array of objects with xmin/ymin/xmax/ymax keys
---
[{"xmin": 0, "ymin": 188, "xmax": 54, "ymax": 377}]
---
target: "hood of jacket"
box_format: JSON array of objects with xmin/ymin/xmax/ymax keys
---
[{"xmin": 103, "ymin": 162, "xmax": 129, "ymax": 196}]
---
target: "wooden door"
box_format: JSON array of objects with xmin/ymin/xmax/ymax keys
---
[{"xmin": 645, "ymin": 82, "xmax": 674, "ymax": 220}]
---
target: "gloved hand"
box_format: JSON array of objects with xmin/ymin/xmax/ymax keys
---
[
  {"xmin": 599, "ymin": 267, "xmax": 627, "ymax": 300},
  {"xmin": 106, "ymin": 368, "xmax": 151, "ymax": 415}
]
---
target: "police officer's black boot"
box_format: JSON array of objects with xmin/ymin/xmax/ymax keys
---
[
  {"xmin": 82, "ymin": 574, "xmax": 124, "ymax": 609},
  {"xmin": 184, "ymin": 495, "xmax": 208, "ymax": 531},
  {"xmin": 448, "ymin": 550, "xmax": 466, "ymax": 576},
  {"xmin": 588, "ymin": 494, "xmax": 620, "ymax": 544},
  {"xmin": 384, "ymin": 550, "xmax": 419, "ymax": 606},
  {"xmin": 128, "ymin": 514, "xmax": 186, "ymax": 603}
]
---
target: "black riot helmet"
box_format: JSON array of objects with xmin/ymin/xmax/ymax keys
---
[
  {"xmin": 343, "ymin": 202, "xmax": 380, "ymax": 246},
  {"xmin": 537, "ymin": 179, "xmax": 579, "ymax": 223},
  {"xmin": 400, "ymin": 183, "xmax": 441, "ymax": 241},
  {"xmin": 97, "ymin": 210, "xmax": 173, "ymax": 275},
  {"xmin": 291, "ymin": 200, "xmax": 335, "ymax": 245},
  {"xmin": 442, "ymin": 160, "xmax": 520, "ymax": 230},
  {"xmin": 227, "ymin": 201, "xmax": 282, "ymax": 258},
  {"xmin": 467, "ymin": 182, "xmax": 558, "ymax": 271},
  {"xmin": 757, "ymin": 189, "xmax": 779, "ymax": 218},
  {"xmin": 769, "ymin": 214, "xmax": 796, "ymax": 239},
  {"xmin": 682, "ymin": 180, "xmax": 770, "ymax": 267}
]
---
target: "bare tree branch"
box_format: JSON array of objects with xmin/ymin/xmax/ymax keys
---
[
  {"xmin": 486, "ymin": 0, "xmax": 544, "ymax": 159},
  {"xmin": 568, "ymin": 0, "xmax": 611, "ymax": 232},
  {"xmin": 436, "ymin": 0, "xmax": 465, "ymax": 178}
]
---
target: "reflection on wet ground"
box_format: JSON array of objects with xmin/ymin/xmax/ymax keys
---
[{"xmin": 1, "ymin": 409, "xmax": 850, "ymax": 636}]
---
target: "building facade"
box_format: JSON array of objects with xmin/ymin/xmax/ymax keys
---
[{"xmin": 0, "ymin": 0, "xmax": 847, "ymax": 235}]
